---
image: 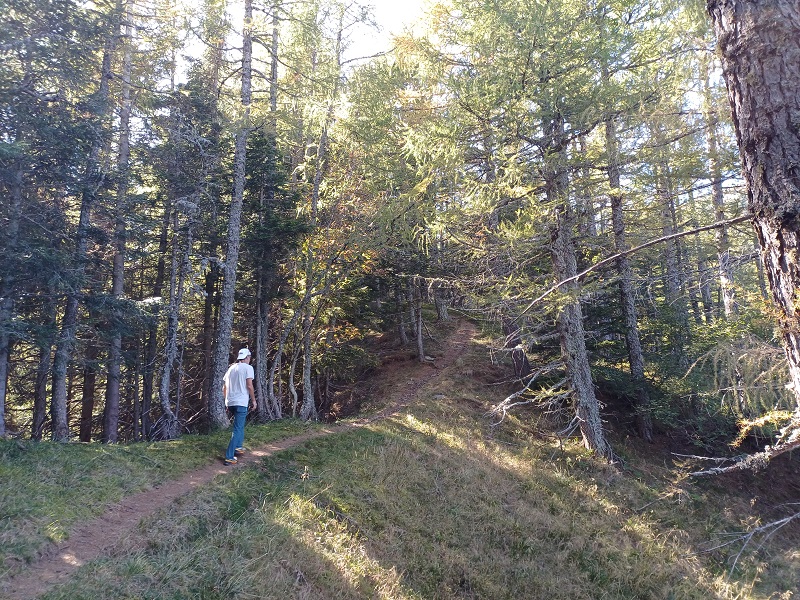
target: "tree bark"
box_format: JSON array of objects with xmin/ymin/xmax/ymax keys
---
[
  {"xmin": 503, "ymin": 318, "xmax": 532, "ymax": 379},
  {"xmin": 79, "ymin": 343, "xmax": 100, "ymax": 442},
  {"xmin": 550, "ymin": 202, "xmax": 613, "ymax": 459},
  {"xmin": 32, "ymin": 338, "xmax": 53, "ymax": 441},
  {"xmin": 254, "ymin": 4, "xmax": 281, "ymax": 423},
  {"xmin": 657, "ymin": 162, "xmax": 690, "ymax": 371},
  {"xmin": 155, "ymin": 209, "xmax": 188, "ymax": 440},
  {"xmin": 0, "ymin": 162, "xmax": 22, "ymax": 438},
  {"xmin": 209, "ymin": 0, "xmax": 253, "ymax": 429},
  {"xmin": 51, "ymin": 10, "xmax": 119, "ymax": 441},
  {"xmin": 707, "ymin": 0, "xmax": 800, "ymax": 423},
  {"xmin": 141, "ymin": 200, "xmax": 171, "ymax": 440},
  {"xmin": 702, "ymin": 55, "xmax": 737, "ymax": 318},
  {"xmin": 396, "ymin": 282, "xmax": 409, "ymax": 345},
  {"xmin": 606, "ymin": 117, "xmax": 652, "ymax": 442},
  {"xmin": 300, "ymin": 306, "xmax": 317, "ymax": 420},
  {"xmin": 103, "ymin": 9, "xmax": 134, "ymax": 443},
  {"xmin": 546, "ymin": 116, "xmax": 613, "ymax": 460}
]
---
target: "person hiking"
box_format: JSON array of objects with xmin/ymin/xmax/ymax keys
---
[{"xmin": 222, "ymin": 348, "xmax": 257, "ymax": 465}]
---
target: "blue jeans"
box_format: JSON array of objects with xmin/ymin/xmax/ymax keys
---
[{"xmin": 225, "ymin": 405, "xmax": 248, "ymax": 460}]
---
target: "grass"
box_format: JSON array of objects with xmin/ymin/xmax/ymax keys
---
[
  {"xmin": 1, "ymin": 322, "xmax": 799, "ymax": 598},
  {"xmin": 0, "ymin": 418, "xmax": 308, "ymax": 571}
]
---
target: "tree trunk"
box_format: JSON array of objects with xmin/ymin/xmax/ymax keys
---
[
  {"xmin": 79, "ymin": 343, "xmax": 100, "ymax": 442},
  {"xmin": 209, "ymin": 0, "xmax": 253, "ymax": 429},
  {"xmin": 141, "ymin": 200, "xmax": 170, "ymax": 440},
  {"xmin": 268, "ymin": 308, "xmax": 302, "ymax": 418},
  {"xmin": 503, "ymin": 318, "xmax": 532, "ymax": 379},
  {"xmin": 300, "ymin": 306, "xmax": 317, "ymax": 420},
  {"xmin": 199, "ymin": 0, "xmax": 226, "ymax": 417},
  {"xmin": 551, "ymin": 203, "xmax": 613, "ymax": 459},
  {"xmin": 396, "ymin": 282, "xmax": 409, "ymax": 345},
  {"xmin": 103, "ymin": 9, "xmax": 134, "ymax": 443},
  {"xmin": 0, "ymin": 163, "xmax": 22, "ymax": 438},
  {"xmin": 433, "ymin": 281, "xmax": 450, "ymax": 322},
  {"xmin": 155, "ymin": 210, "xmax": 186, "ymax": 440},
  {"xmin": 408, "ymin": 279, "xmax": 425, "ymax": 362},
  {"xmin": 51, "ymin": 15, "xmax": 119, "ymax": 441},
  {"xmin": 32, "ymin": 338, "xmax": 53, "ymax": 441},
  {"xmin": 606, "ymin": 117, "xmax": 652, "ymax": 442},
  {"xmin": 546, "ymin": 116, "xmax": 613, "ymax": 460},
  {"xmin": 255, "ymin": 272, "xmax": 272, "ymax": 421},
  {"xmin": 707, "ymin": 0, "xmax": 800, "ymax": 425},
  {"xmin": 658, "ymin": 163, "xmax": 690, "ymax": 371},
  {"xmin": 254, "ymin": 5, "xmax": 281, "ymax": 423},
  {"xmin": 702, "ymin": 54, "xmax": 737, "ymax": 318}
]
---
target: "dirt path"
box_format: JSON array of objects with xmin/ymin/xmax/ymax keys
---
[{"xmin": 1, "ymin": 321, "xmax": 477, "ymax": 600}]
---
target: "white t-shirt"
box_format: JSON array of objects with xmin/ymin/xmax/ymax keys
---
[{"xmin": 223, "ymin": 362, "xmax": 254, "ymax": 407}]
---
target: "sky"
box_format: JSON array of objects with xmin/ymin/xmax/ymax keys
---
[
  {"xmin": 345, "ymin": 0, "xmax": 428, "ymax": 60},
  {"xmin": 176, "ymin": 0, "xmax": 430, "ymax": 82}
]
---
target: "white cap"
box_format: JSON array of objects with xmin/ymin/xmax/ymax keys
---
[{"xmin": 237, "ymin": 348, "xmax": 251, "ymax": 360}]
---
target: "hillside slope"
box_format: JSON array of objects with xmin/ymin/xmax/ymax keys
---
[{"xmin": 1, "ymin": 319, "xmax": 798, "ymax": 599}]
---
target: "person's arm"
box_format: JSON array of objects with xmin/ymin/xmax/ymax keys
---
[
  {"xmin": 246, "ymin": 378, "xmax": 257, "ymax": 410},
  {"xmin": 222, "ymin": 382, "xmax": 227, "ymax": 401}
]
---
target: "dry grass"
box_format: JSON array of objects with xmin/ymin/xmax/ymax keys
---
[{"xmin": 3, "ymin": 320, "xmax": 799, "ymax": 599}]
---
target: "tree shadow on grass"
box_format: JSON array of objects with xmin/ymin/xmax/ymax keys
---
[{"xmin": 31, "ymin": 413, "xmax": 798, "ymax": 600}]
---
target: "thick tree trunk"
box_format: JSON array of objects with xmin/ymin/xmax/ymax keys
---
[
  {"xmin": 707, "ymin": 0, "xmax": 800, "ymax": 439},
  {"xmin": 433, "ymin": 281, "xmax": 450, "ymax": 322},
  {"xmin": 550, "ymin": 203, "xmax": 613, "ymax": 459},
  {"xmin": 103, "ymin": 11, "xmax": 134, "ymax": 443},
  {"xmin": 503, "ymin": 319, "xmax": 532, "ymax": 379},
  {"xmin": 606, "ymin": 118, "xmax": 652, "ymax": 442},
  {"xmin": 209, "ymin": 0, "xmax": 253, "ymax": 429}
]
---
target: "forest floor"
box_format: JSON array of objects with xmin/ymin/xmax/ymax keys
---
[{"xmin": 1, "ymin": 320, "xmax": 479, "ymax": 600}]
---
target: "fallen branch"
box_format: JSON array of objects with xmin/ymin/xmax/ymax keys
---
[
  {"xmin": 686, "ymin": 434, "xmax": 800, "ymax": 477},
  {"xmin": 687, "ymin": 511, "xmax": 800, "ymax": 578}
]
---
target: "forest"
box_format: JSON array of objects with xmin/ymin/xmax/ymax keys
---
[{"xmin": 2, "ymin": 0, "xmax": 800, "ymax": 468}]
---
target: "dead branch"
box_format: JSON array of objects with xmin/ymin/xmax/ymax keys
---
[
  {"xmin": 487, "ymin": 362, "xmax": 563, "ymax": 425},
  {"xmin": 687, "ymin": 511, "xmax": 800, "ymax": 578},
  {"xmin": 686, "ymin": 430, "xmax": 800, "ymax": 477},
  {"xmin": 514, "ymin": 214, "xmax": 752, "ymax": 321}
]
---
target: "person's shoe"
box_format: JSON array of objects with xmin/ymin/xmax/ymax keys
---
[
  {"xmin": 234, "ymin": 448, "xmax": 245, "ymax": 457},
  {"xmin": 223, "ymin": 457, "xmax": 238, "ymax": 466}
]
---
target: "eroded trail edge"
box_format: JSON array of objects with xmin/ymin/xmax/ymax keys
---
[{"xmin": 1, "ymin": 321, "xmax": 477, "ymax": 600}]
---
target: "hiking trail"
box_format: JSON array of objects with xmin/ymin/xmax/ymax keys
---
[{"xmin": 1, "ymin": 321, "xmax": 477, "ymax": 600}]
